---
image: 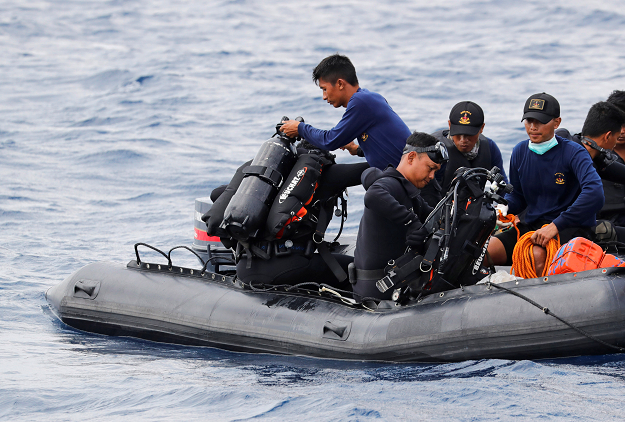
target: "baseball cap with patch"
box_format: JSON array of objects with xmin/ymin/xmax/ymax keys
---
[
  {"xmin": 522, "ymin": 92, "xmax": 560, "ymax": 124},
  {"xmin": 448, "ymin": 101, "xmax": 485, "ymax": 136}
]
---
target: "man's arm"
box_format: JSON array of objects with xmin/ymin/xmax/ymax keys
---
[
  {"xmin": 364, "ymin": 181, "xmax": 420, "ymax": 226},
  {"xmin": 296, "ymin": 96, "xmax": 373, "ymax": 151},
  {"xmin": 504, "ymin": 147, "xmax": 527, "ymax": 215}
]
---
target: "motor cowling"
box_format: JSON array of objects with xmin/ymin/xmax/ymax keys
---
[{"xmin": 221, "ymin": 136, "xmax": 297, "ymax": 242}]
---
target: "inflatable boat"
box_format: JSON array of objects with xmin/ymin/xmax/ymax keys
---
[
  {"xmin": 45, "ymin": 197, "xmax": 625, "ymax": 362},
  {"xmin": 45, "ymin": 120, "xmax": 625, "ymax": 362}
]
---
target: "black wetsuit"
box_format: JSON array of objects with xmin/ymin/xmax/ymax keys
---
[
  {"xmin": 352, "ymin": 166, "xmax": 432, "ymax": 300},
  {"xmin": 556, "ymin": 128, "xmax": 625, "ymax": 240}
]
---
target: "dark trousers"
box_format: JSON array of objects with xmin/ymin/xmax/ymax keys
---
[{"xmin": 236, "ymin": 252, "xmax": 353, "ymax": 289}]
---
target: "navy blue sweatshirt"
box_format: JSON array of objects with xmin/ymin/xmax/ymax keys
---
[
  {"xmin": 298, "ymin": 88, "xmax": 411, "ymax": 170},
  {"xmin": 505, "ymin": 135, "xmax": 604, "ymax": 230}
]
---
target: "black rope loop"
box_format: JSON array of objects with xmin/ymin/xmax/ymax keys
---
[
  {"xmin": 167, "ymin": 245, "xmax": 206, "ymax": 269},
  {"xmin": 134, "ymin": 243, "xmax": 171, "ymax": 268}
]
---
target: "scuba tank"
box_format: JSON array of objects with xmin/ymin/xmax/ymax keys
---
[
  {"xmin": 376, "ymin": 166, "xmax": 512, "ymax": 303},
  {"xmin": 264, "ymin": 149, "xmax": 335, "ymax": 241},
  {"xmin": 220, "ymin": 117, "xmax": 301, "ymax": 242},
  {"xmin": 202, "ymin": 159, "xmax": 252, "ymax": 240}
]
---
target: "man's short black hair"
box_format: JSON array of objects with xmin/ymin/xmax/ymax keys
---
[
  {"xmin": 406, "ymin": 131, "xmax": 438, "ymax": 149},
  {"xmin": 607, "ymin": 90, "xmax": 625, "ymax": 113},
  {"xmin": 581, "ymin": 101, "xmax": 625, "ymax": 138},
  {"xmin": 312, "ymin": 54, "xmax": 358, "ymax": 86}
]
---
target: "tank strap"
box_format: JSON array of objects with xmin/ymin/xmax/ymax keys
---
[
  {"xmin": 317, "ymin": 242, "xmax": 348, "ymax": 283},
  {"xmin": 243, "ymin": 165, "xmax": 283, "ymax": 187}
]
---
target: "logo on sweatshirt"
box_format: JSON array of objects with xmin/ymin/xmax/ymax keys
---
[
  {"xmin": 555, "ymin": 172, "xmax": 565, "ymax": 185},
  {"xmin": 360, "ymin": 133, "xmax": 368, "ymax": 142}
]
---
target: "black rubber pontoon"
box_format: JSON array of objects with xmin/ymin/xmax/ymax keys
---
[{"xmin": 46, "ymin": 257, "xmax": 625, "ymax": 362}]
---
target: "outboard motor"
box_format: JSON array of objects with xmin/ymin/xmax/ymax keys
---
[{"xmin": 220, "ymin": 117, "xmax": 301, "ymax": 242}]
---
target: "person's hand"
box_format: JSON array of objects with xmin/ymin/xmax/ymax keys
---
[
  {"xmin": 340, "ymin": 141, "xmax": 359, "ymax": 155},
  {"xmin": 279, "ymin": 120, "xmax": 300, "ymax": 138},
  {"xmin": 406, "ymin": 223, "xmax": 429, "ymax": 248},
  {"xmin": 530, "ymin": 222, "xmax": 559, "ymax": 247}
]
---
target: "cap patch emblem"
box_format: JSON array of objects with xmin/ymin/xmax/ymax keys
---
[
  {"xmin": 360, "ymin": 133, "xmax": 368, "ymax": 142},
  {"xmin": 555, "ymin": 172, "xmax": 565, "ymax": 185},
  {"xmin": 458, "ymin": 110, "xmax": 472, "ymax": 125},
  {"xmin": 529, "ymin": 99, "xmax": 545, "ymax": 110}
]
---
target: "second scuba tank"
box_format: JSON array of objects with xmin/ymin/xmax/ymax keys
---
[
  {"xmin": 264, "ymin": 151, "xmax": 334, "ymax": 240},
  {"xmin": 220, "ymin": 118, "xmax": 300, "ymax": 242}
]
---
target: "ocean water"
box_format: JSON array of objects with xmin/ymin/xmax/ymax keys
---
[{"xmin": 2, "ymin": 0, "xmax": 625, "ymax": 420}]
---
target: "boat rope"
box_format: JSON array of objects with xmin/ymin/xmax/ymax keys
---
[
  {"xmin": 487, "ymin": 281, "xmax": 625, "ymax": 353},
  {"xmin": 511, "ymin": 227, "xmax": 560, "ymax": 279},
  {"xmin": 245, "ymin": 280, "xmax": 376, "ymax": 307}
]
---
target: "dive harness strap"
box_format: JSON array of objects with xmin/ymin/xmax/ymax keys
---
[
  {"xmin": 312, "ymin": 193, "xmax": 348, "ymax": 283},
  {"xmin": 243, "ymin": 165, "xmax": 283, "ymax": 188},
  {"xmin": 375, "ymin": 228, "xmax": 445, "ymax": 293},
  {"xmin": 317, "ymin": 241, "xmax": 348, "ymax": 283},
  {"xmin": 376, "ymin": 253, "xmax": 423, "ymax": 293},
  {"xmin": 421, "ymin": 229, "xmax": 444, "ymax": 271}
]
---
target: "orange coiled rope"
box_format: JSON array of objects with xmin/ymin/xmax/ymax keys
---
[
  {"xmin": 497, "ymin": 210, "xmax": 519, "ymax": 238},
  {"xmin": 511, "ymin": 227, "xmax": 560, "ymax": 279}
]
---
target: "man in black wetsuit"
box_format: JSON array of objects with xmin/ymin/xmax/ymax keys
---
[
  {"xmin": 421, "ymin": 101, "xmax": 507, "ymax": 207},
  {"xmin": 351, "ymin": 132, "xmax": 448, "ymax": 300},
  {"xmin": 604, "ymin": 90, "xmax": 625, "ymax": 226},
  {"xmin": 556, "ymin": 100, "xmax": 625, "ymax": 242}
]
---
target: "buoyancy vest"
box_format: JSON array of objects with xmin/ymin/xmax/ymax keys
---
[
  {"xmin": 265, "ymin": 150, "xmax": 335, "ymax": 241},
  {"xmin": 432, "ymin": 130, "xmax": 492, "ymax": 193}
]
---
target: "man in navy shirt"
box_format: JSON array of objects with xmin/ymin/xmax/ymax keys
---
[
  {"xmin": 487, "ymin": 93, "xmax": 604, "ymax": 275},
  {"xmin": 279, "ymin": 54, "xmax": 411, "ymax": 170}
]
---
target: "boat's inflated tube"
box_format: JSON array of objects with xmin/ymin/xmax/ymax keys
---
[{"xmin": 221, "ymin": 135, "xmax": 297, "ymax": 241}]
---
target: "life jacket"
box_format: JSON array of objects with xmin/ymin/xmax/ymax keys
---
[
  {"xmin": 432, "ymin": 130, "xmax": 492, "ymax": 194},
  {"xmin": 547, "ymin": 237, "xmax": 625, "ymax": 275},
  {"xmin": 265, "ymin": 150, "xmax": 336, "ymax": 241}
]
